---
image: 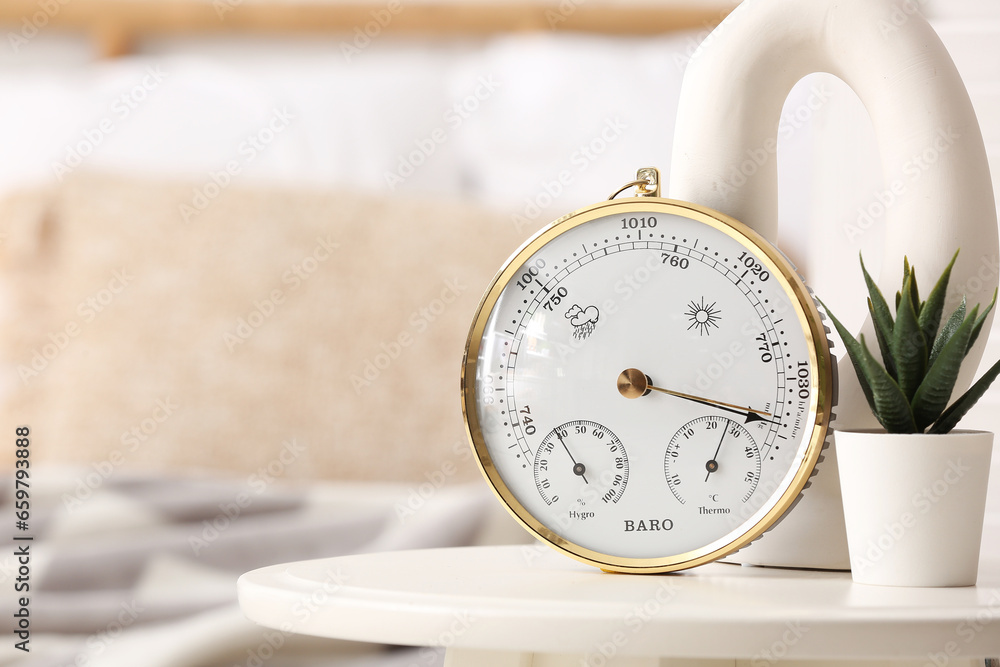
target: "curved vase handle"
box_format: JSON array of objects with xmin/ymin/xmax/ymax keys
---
[{"xmin": 669, "ymin": 0, "xmax": 998, "ymax": 428}]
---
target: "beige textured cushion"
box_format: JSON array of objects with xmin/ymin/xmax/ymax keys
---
[{"xmin": 0, "ymin": 173, "xmax": 529, "ymax": 481}]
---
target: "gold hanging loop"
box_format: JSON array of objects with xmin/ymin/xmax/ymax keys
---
[{"xmin": 608, "ymin": 167, "xmax": 661, "ymax": 200}]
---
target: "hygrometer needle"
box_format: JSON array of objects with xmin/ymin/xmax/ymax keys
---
[{"xmin": 555, "ymin": 431, "xmax": 588, "ymax": 484}]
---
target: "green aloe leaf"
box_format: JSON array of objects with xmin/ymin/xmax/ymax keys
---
[
  {"xmin": 966, "ymin": 287, "xmax": 997, "ymax": 356},
  {"xmin": 897, "ymin": 258, "xmax": 910, "ymax": 311},
  {"xmin": 930, "ymin": 297, "xmax": 966, "ymax": 367},
  {"xmin": 891, "ymin": 273, "xmax": 927, "ymax": 401},
  {"xmin": 821, "ymin": 300, "xmax": 916, "ymax": 432},
  {"xmin": 929, "ymin": 356, "xmax": 1000, "ymax": 434},
  {"xmin": 855, "ymin": 333, "xmax": 918, "ymax": 433},
  {"xmin": 918, "ymin": 250, "xmax": 958, "ymax": 345},
  {"xmin": 820, "ymin": 300, "xmax": 877, "ymax": 418},
  {"xmin": 907, "ymin": 265, "xmax": 921, "ymax": 318},
  {"xmin": 860, "ymin": 254, "xmax": 896, "ymax": 375},
  {"xmin": 860, "ymin": 254, "xmax": 895, "ymax": 331},
  {"xmin": 869, "ymin": 299, "xmax": 897, "ymax": 378},
  {"xmin": 911, "ymin": 305, "xmax": 979, "ymax": 431}
]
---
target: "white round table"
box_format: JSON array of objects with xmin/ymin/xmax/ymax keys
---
[{"xmin": 238, "ymin": 545, "xmax": 1000, "ymax": 667}]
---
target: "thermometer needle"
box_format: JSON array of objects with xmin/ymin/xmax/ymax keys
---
[
  {"xmin": 555, "ymin": 431, "xmax": 588, "ymax": 484},
  {"xmin": 705, "ymin": 428, "xmax": 726, "ymax": 482},
  {"xmin": 616, "ymin": 368, "xmax": 774, "ymax": 424}
]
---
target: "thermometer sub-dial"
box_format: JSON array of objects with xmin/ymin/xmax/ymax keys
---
[
  {"xmin": 664, "ymin": 416, "xmax": 761, "ymax": 507},
  {"xmin": 533, "ymin": 420, "xmax": 628, "ymax": 507}
]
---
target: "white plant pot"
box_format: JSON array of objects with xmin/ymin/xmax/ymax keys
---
[{"xmin": 836, "ymin": 430, "xmax": 993, "ymax": 587}]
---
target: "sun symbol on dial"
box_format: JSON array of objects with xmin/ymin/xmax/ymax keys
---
[{"xmin": 685, "ymin": 297, "xmax": 721, "ymax": 336}]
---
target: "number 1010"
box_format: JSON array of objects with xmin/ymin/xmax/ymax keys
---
[{"xmin": 621, "ymin": 216, "xmax": 657, "ymax": 230}]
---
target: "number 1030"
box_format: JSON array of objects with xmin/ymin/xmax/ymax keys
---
[{"xmin": 797, "ymin": 361, "xmax": 810, "ymax": 399}]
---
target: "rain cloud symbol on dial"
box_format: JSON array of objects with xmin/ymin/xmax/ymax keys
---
[{"xmin": 565, "ymin": 304, "xmax": 600, "ymax": 340}]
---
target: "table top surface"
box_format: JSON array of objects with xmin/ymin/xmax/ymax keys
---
[{"xmin": 238, "ymin": 544, "xmax": 1000, "ymax": 659}]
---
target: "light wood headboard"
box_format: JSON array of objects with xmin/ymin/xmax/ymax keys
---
[{"xmin": 0, "ymin": 0, "xmax": 731, "ymax": 58}]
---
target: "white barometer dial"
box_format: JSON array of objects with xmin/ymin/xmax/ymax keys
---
[{"xmin": 462, "ymin": 178, "xmax": 834, "ymax": 573}]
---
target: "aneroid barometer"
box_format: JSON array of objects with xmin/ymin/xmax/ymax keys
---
[{"xmin": 461, "ymin": 168, "xmax": 834, "ymax": 573}]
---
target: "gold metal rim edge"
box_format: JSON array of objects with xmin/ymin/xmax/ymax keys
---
[{"xmin": 461, "ymin": 197, "xmax": 834, "ymax": 573}]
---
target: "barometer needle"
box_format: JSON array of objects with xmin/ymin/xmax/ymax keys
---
[{"xmin": 616, "ymin": 368, "xmax": 775, "ymax": 424}]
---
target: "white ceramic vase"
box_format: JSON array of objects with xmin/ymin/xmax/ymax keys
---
[{"xmin": 836, "ymin": 430, "xmax": 994, "ymax": 587}]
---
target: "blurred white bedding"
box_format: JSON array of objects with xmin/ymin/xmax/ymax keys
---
[
  {"xmin": 0, "ymin": 469, "xmax": 521, "ymax": 666},
  {"xmin": 0, "ymin": 28, "xmax": 824, "ymax": 259}
]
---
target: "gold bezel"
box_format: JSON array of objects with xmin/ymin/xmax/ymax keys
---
[{"xmin": 461, "ymin": 197, "xmax": 833, "ymax": 573}]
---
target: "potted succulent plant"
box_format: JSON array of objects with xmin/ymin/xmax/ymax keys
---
[{"xmin": 823, "ymin": 251, "xmax": 997, "ymax": 587}]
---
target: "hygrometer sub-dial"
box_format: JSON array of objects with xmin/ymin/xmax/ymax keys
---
[
  {"xmin": 664, "ymin": 416, "xmax": 761, "ymax": 509},
  {"xmin": 533, "ymin": 420, "xmax": 628, "ymax": 508}
]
